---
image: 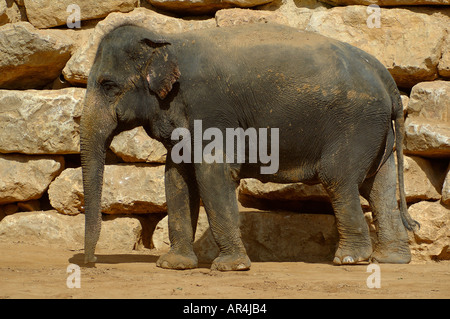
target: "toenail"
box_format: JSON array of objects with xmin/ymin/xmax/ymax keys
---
[{"xmin": 343, "ymin": 256, "xmax": 354, "ymax": 264}]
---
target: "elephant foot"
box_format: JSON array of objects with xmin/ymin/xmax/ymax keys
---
[
  {"xmin": 84, "ymin": 254, "xmax": 97, "ymax": 264},
  {"xmin": 370, "ymin": 215, "xmax": 412, "ymax": 264},
  {"xmin": 211, "ymin": 253, "xmax": 251, "ymax": 271},
  {"xmin": 156, "ymin": 251, "xmax": 198, "ymax": 270},
  {"xmin": 333, "ymin": 242, "xmax": 372, "ymax": 265},
  {"xmin": 370, "ymin": 244, "xmax": 411, "ymax": 264}
]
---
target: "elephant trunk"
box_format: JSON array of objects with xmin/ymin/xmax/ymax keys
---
[{"xmin": 80, "ymin": 98, "xmax": 117, "ymax": 263}]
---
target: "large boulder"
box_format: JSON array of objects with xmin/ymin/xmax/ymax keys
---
[
  {"xmin": 153, "ymin": 208, "xmax": 339, "ymax": 263},
  {"xmin": 257, "ymin": 0, "xmax": 327, "ymax": 29},
  {"xmin": 23, "ymin": 0, "xmax": 139, "ymax": 28},
  {"xmin": 0, "ymin": 154, "xmax": 64, "ymax": 204},
  {"xmin": 0, "ymin": 210, "xmax": 144, "ymax": 251},
  {"xmin": 147, "ymin": 0, "xmax": 273, "ymax": 15},
  {"xmin": 407, "ymin": 81, "xmax": 450, "ymax": 122},
  {"xmin": 215, "ymin": 9, "xmax": 289, "ymax": 27},
  {"xmin": 238, "ymin": 178, "xmax": 331, "ymax": 212},
  {"xmin": 239, "ymin": 179, "xmax": 328, "ymax": 202},
  {"xmin": 404, "ymin": 81, "xmax": 450, "ymax": 157},
  {"xmin": 404, "ymin": 119, "xmax": 450, "ymax": 157},
  {"xmin": 403, "ymin": 156, "xmax": 445, "ymax": 203},
  {"xmin": 215, "ymin": 7, "xmax": 289, "ymax": 26},
  {"xmin": 0, "ymin": 0, "xmax": 23, "ymax": 26},
  {"xmin": 0, "ymin": 88, "xmax": 86, "ymax": 154},
  {"xmin": 0, "ymin": 22, "xmax": 74, "ymax": 89},
  {"xmin": 63, "ymin": 8, "xmax": 215, "ymax": 85},
  {"xmin": 408, "ymin": 201, "xmax": 450, "ymax": 261},
  {"xmin": 409, "ymin": 79, "xmax": 449, "ymax": 105},
  {"xmin": 48, "ymin": 164, "xmax": 166, "ymax": 215},
  {"xmin": 110, "ymin": 127, "xmax": 167, "ymax": 164}
]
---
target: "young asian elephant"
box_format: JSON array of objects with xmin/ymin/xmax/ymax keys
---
[{"xmin": 81, "ymin": 23, "xmax": 419, "ymax": 270}]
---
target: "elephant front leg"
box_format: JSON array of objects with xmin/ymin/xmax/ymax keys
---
[
  {"xmin": 195, "ymin": 162, "xmax": 251, "ymax": 271},
  {"xmin": 156, "ymin": 159, "xmax": 200, "ymax": 270}
]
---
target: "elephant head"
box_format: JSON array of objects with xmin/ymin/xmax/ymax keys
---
[{"xmin": 80, "ymin": 25, "xmax": 180, "ymax": 263}]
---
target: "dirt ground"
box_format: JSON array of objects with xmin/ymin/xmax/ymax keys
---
[{"xmin": 0, "ymin": 242, "xmax": 449, "ymax": 299}]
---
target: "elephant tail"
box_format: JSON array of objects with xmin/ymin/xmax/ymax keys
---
[{"xmin": 392, "ymin": 91, "xmax": 420, "ymax": 232}]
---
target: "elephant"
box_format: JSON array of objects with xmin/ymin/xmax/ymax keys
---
[{"xmin": 80, "ymin": 23, "xmax": 419, "ymax": 270}]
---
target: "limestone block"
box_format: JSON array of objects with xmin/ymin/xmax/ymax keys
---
[
  {"xmin": 0, "ymin": 88, "xmax": 86, "ymax": 154},
  {"xmin": 0, "ymin": 154, "xmax": 64, "ymax": 204},
  {"xmin": 48, "ymin": 165, "xmax": 166, "ymax": 215},
  {"xmin": 24, "ymin": 0, "xmax": 139, "ymax": 28},
  {"xmin": 0, "ymin": 22, "xmax": 73, "ymax": 89}
]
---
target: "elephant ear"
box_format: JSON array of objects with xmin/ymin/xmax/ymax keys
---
[{"xmin": 142, "ymin": 38, "xmax": 180, "ymax": 100}]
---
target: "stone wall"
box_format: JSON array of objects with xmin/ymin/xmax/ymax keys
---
[{"xmin": 0, "ymin": 0, "xmax": 449, "ymax": 263}]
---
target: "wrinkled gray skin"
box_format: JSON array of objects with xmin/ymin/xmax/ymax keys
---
[{"xmin": 81, "ymin": 23, "xmax": 419, "ymax": 270}]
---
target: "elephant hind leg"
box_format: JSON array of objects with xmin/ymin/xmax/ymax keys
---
[
  {"xmin": 323, "ymin": 181, "xmax": 373, "ymax": 265},
  {"xmin": 360, "ymin": 153, "xmax": 411, "ymax": 264},
  {"xmin": 319, "ymin": 145, "xmax": 373, "ymax": 264}
]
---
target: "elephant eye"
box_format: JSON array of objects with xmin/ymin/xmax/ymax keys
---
[{"xmin": 99, "ymin": 79, "xmax": 120, "ymax": 96}]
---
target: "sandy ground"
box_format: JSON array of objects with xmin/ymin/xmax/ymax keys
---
[{"xmin": 0, "ymin": 242, "xmax": 449, "ymax": 299}]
